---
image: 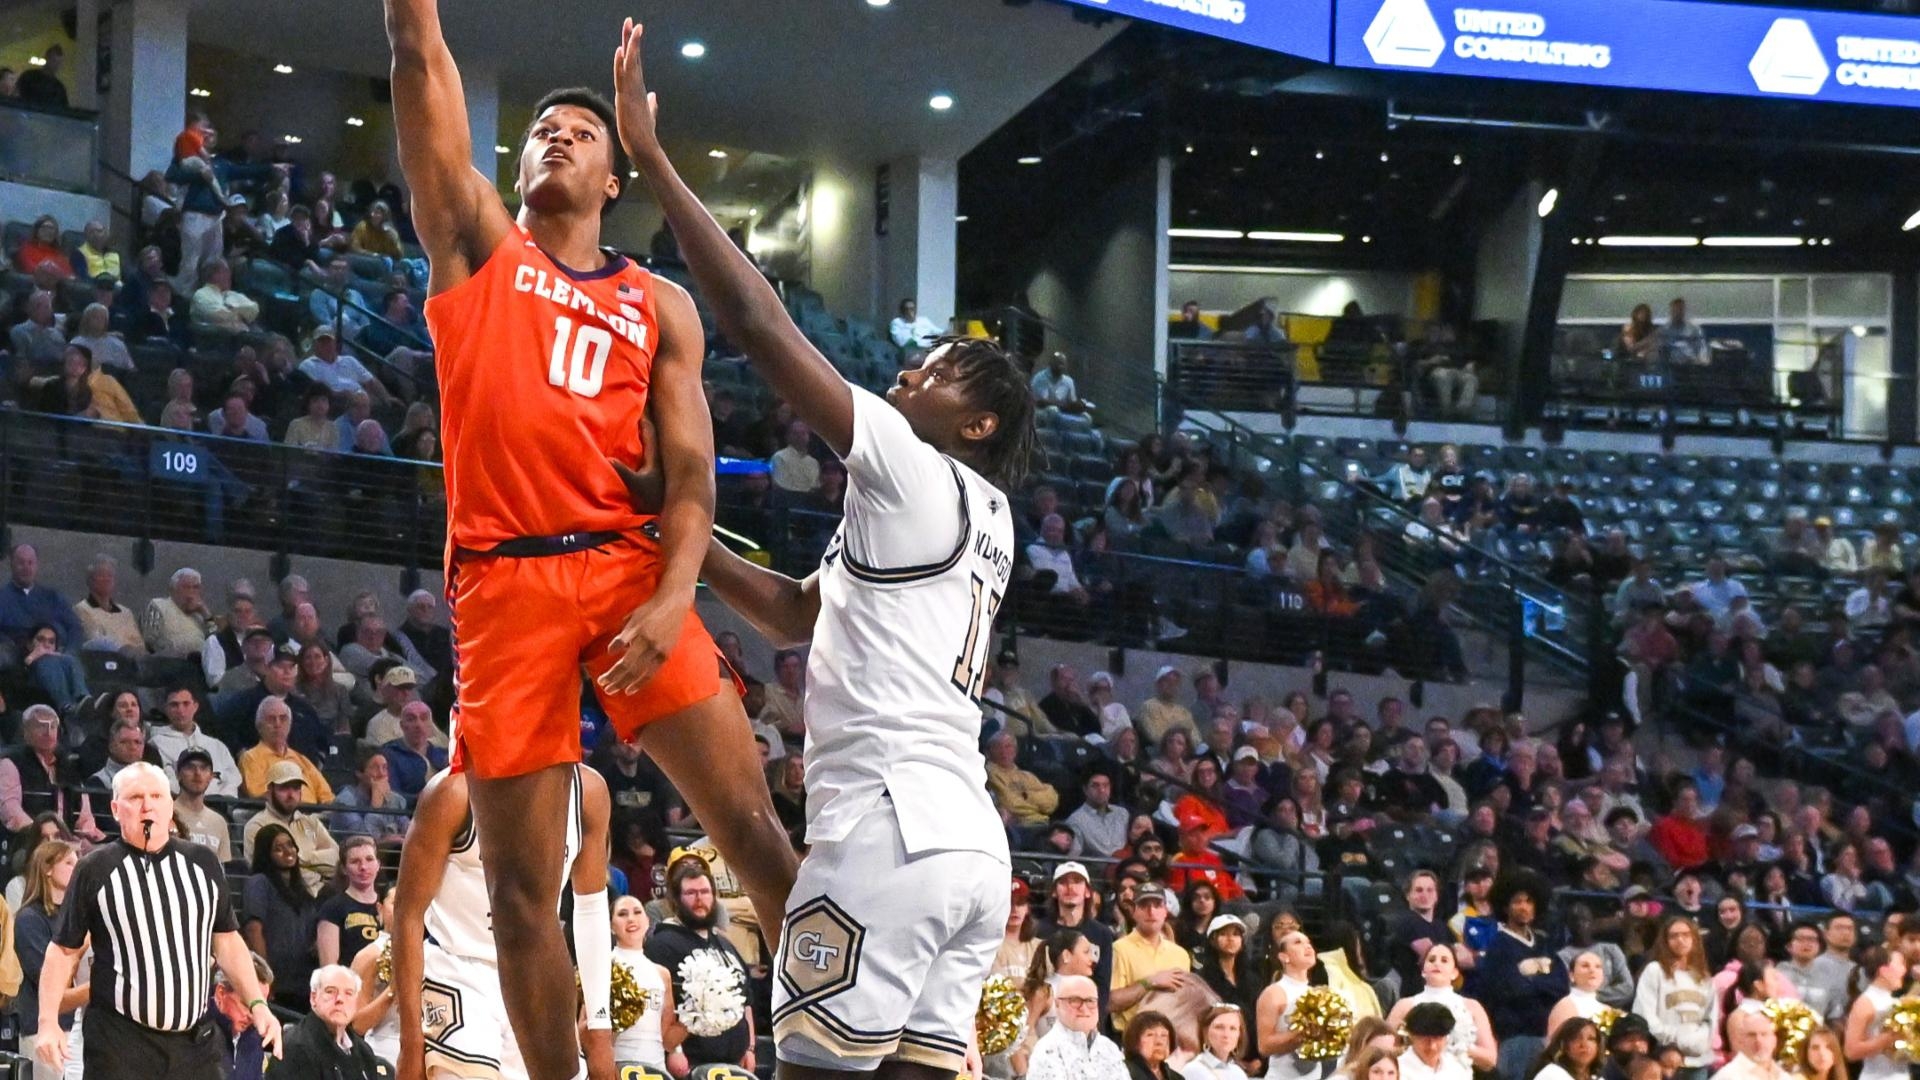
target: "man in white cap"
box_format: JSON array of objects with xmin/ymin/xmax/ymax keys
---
[
  {"xmin": 1038, "ymin": 861, "xmax": 1115, "ymax": 1016},
  {"xmin": 362, "ymin": 665, "xmax": 446, "ymax": 749},
  {"xmin": 1027, "ymin": 975, "xmax": 1126, "ymax": 1080},
  {"xmin": 1138, "ymin": 666, "xmax": 1195, "ymax": 748}
]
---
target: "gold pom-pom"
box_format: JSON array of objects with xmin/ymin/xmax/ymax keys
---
[
  {"xmin": 1763, "ymin": 999, "xmax": 1820, "ymax": 1064},
  {"xmin": 575, "ymin": 962, "xmax": 656, "ymax": 1033},
  {"xmin": 1292, "ymin": 986, "xmax": 1354, "ymax": 1062},
  {"xmin": 609, "ymin": 962, "xmax": 655, "ymax": 1033},
  {"xmin": 1592, "ymin": 1007, "xmax": 1623, "ymax": 1038},
  {"xmin": 377, "ymin": 939, "xmax": 392, "ymax": 988},
  {"xmin": 976, "ymin": 975, "xmax": 1028, "ymax": 1055},
  {"xmin": 1888, "ymin": 998, "xmax": 1920, "ymax": 1059}
]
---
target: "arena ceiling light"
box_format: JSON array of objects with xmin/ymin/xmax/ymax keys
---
[
  {"xmin": 1596, "ymin": 236, "xmax": 1700, "ymax": 247},
  {"xmin": 867, "ymin": 0, "xmax": 892, "ymax": 7},
  {"xmin": 1701, "ymin": 236, "xmax": 1803, "ymax": 247},
  {"xmin": 26, "ymin": 56, "xmax": 45, "ymax": 67},
  {"xmin": 1017, "ymin": 155, "xmax": 1043, "ymax": 166},
  {"xmin": 273, "ymin": 63, "xmax": 294, "ymax": 74},
  {"xmin": 928, "ymin": 94, "xmax": 954, "ymax": 111},
  {"xmin": 1247, "ymin": 231, "xmax": 1345, "ymax": 243},
  {"xmin": 1167, "ymin": 228, "xmax": 1245, "ymax": 239},
  {"xmin": 345, "ymin": 116, "xmax": 365, "ymax": 127},
  {"xmin": 679, "ymin": 41, "xmax": 707, "ymax": 59},
  {"xmin": 495, "ymin": 145, "xmax": 511, "ymax": 155},
  {"xmin": 1537, "ymin": 188, "xmax": 1559, "ymax": 218},
  {"xmin": 1903, "ymin": 208, "xmax": 1920, "ymax": 231},
  {"xmin": 708, "ymin": 148, "xmax": 729, "ymax": 159},
  {"xmin": 190, "ymin": 87, "xmax": 212, "ymax": 99}
]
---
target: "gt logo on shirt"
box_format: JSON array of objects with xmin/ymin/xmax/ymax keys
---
[{"xmin": 792, "ymin": 931, "xmax": 842, "ymax": 972}]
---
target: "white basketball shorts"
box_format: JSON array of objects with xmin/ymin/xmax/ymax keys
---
[{"xmin": 771, "ymin": 795, "xmax": 1010, "ymax": 1073}]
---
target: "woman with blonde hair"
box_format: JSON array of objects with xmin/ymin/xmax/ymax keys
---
[
  {"xmin": 1181, "ymin": 1004, "xmax": 1249, "ymax": 1080},
  {"xmin": 1341, "ymin": 1016, "xmax": 1402, "ymax": 1067},
  {"xmin": 1341, "ymin": 1045, "xmax": 1400, "ymax": 1080},
  {"xmin": 17, "ymin": 838, "xmax": 80, "ymax": 1077},
  {"xmin": 69, "ymin": 303, "xmax": 133, "ymax": 373}
]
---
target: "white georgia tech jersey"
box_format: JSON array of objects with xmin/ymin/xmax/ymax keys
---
[
  {"xmin": 423, "ymin": 766, "xmax": 583, "ymax": 963},
  {"xmin": 801, "ymin": 387, "xmax": 1013, "ymax": 864}
]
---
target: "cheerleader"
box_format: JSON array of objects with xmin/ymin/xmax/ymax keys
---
[
  {"xmin": 610, "ymin": 894, "xmax": 685, "ymax": 1072},
  {"xmin": 1844, "ymin": 945, "xmax": 1908, "ymax": 1080},
  {"xmin": 1547, "ymin": 951, "xmax": 1612, "ymax": 1036},
  {"xmin": 1385, "ymin": 944, "xmax": 1497, "ymax": 1074},
  {"xmin": 347, "ymin": 887, "xmax": 400, "ymax": 1065}
]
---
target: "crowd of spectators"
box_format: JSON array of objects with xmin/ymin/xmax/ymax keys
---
[{"xmin": 0, "ymin": 108, "xmax": 433, "ymax": 483}]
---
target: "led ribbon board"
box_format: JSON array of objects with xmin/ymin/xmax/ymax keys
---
[
  {"xmin": 1054, "ymin": 0, "xmax": 1333, "ymax": 63},
  {"xmin": 1335, "ymin": 0, "xmax": 1920, "ymax": 107}
]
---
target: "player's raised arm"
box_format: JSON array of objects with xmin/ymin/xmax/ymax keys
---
[
  {"xmin": 384, "ymin": 0, "xmax": 511, "ymax": 287},
  {"xmin": 612, "ymin": 19, "xmax": 855, "ymax": 456}
]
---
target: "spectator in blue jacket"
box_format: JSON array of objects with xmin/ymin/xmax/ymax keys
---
[
  {"xmin": 0, "ymin": 544, "xmax": 81, "ymax": 657},
  {"xmin": 1475, "ymin": 870, "xmax": 1567, "ymax": 1079},
  {"xmin": 380, "ymin": 701, "xmax": 447, "ymax": 798}
]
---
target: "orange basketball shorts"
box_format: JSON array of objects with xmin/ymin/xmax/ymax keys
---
[{"xmin": 447, "ymin": 531, "xmax": 728, "ymax": 779}]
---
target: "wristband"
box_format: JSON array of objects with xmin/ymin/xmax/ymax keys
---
[{"xmin": 246, "ymin": 998, "xmax": 268, "ymax": 1011}]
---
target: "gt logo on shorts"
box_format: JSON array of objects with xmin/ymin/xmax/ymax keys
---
[
  {"xmin": 421, "ymin": 982, "xmax": 461, "ymax": 1040},
  {"xmin": 793, "ymin": 932, "xmax": 842, "ymax": 971},
  {"xmin": 779, "ymin": 896, "xmax": 865, "ymax": 1007}
]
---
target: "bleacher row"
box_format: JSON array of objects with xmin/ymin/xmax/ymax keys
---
[{"xmin": 1295, "ymin": 433, "xmax": 1920, "ymax": 570}]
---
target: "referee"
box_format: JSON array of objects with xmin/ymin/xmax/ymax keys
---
[{"xmin": 35, "ymin": 761, "xmax": 283, "ymax": 1077}]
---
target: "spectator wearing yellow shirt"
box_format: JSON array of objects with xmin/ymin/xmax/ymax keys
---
[
  {"xmin": 1108, "ymin": 883, "xmax": 1195, "ymax": 1028},
  {"xmin": 74, "ymin": 221, "xmax": 121, "ymax": 282},
  {"xmin": 1138, "ymin": 666, "xmax": 1197, "ymax": 748},
  {"xmin": 985, "ymin": 732, "xmax": 1059, "ymax": 829},
  {"xmin": 237, "ymin": 696, "xmax": 335, "ymax": 803}
]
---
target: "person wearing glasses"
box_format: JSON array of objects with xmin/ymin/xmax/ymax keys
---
[{"xmin": 1028, "ymin": 975, "xmax": 1128, "ymax": 1080}]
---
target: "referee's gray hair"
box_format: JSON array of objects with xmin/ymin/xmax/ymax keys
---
[
  {"xmin": 310, "ymin": 964, "xmax": 362, "ymax": 995},
  {"xmin": 110, "ymin": 761, "xmax": 168, "ymax": 801},
  {"xmin": 169, "ymin": 566, "xmax": 202, "ymax": 588},
  {"xmin": 86, "ymin": 553, "xmax": 116, "ymax": 575}
]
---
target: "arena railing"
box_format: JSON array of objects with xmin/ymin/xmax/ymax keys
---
[
  {"xmin": 715, "ymin": 493, "xmax": 1467, "ymax": 683},
  {"xmin": 1167, "ymin": 405, "xmax": 1602, "ymax": 700},
  {"xmin": 0, "ymin": 406, "xmax": 445, "ymax": 578},
  {"xmin": 0, "ymin": 100, "xmax": 98, "ymax": 195},
  {"xmin": 1649, "ymin": 663, "xmax": 1918, "ymax": 844}
]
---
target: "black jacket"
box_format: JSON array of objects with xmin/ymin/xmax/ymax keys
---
[
  {"xmin": 643, "ymin": 921, "xmax": 751, "ymax": 1066},
  {"xmin": 270, "ymin": 1011, "xmax": 386, "ymax": 1080}
]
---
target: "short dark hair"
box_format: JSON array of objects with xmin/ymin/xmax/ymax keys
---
[
  {"xmin": 932, "ymin": 336, "xmax": 1037, "ymax": 489},
  {"xmin": 525, "ymin": 88, "xmax": 628, "ymax": 215},
  {"xmin": 667, "ymin": 854, "xmax": 713, "ymax": 898}
]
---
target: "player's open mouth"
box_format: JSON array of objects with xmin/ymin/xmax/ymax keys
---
[{"xmin": 543, "ymin": 150, "xmax": 571, "ymax": 165}]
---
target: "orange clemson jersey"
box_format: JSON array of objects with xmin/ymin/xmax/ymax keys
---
[{"xmin": 425, "ymin": 223, "xmax": 661, "ymax": 558}]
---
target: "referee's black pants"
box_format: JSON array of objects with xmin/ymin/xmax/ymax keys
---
[{"xmin": 83, "ymin": 1005, "xmax": 228, "ymax": 1080}]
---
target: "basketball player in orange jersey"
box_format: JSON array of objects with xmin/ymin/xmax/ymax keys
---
[{"xmin": 383, "ymin": 4, "xmax": 797, "ymax": 1079}]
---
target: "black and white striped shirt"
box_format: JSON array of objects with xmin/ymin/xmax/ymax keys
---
[{"xmin": 53, "ymin": 838, "xmax": 236, "ymax": 1032}]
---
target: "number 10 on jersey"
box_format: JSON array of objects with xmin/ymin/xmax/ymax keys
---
[
  {"xmin": 950, "ymin": 573, "xmax": 1003, "ymax": 699},
  {"xmin": 549, "ymin": 316, "xmax": 612, "ymax": 397}
]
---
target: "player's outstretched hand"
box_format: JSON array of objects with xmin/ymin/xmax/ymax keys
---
[
  {"xmin": 613, "ymin": 17, "xmax": 662, "ymax": 157},
  {"xmin": 611, "ymin": 414, "xmax": 664, "ymax": 516}
]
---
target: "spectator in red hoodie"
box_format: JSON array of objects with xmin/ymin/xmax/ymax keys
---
[
  {"xmin": 1164, "ymin": 815, "xmax": 1246, "ymax": 901},
  {"xmin": 1647, "ymin": 779, "xmax": 1710, "ymax": 871}
]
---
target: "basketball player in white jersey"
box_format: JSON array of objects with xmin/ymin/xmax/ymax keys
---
[
  {"xmin": 610, "ymin": 21, "xmax": 1037, "ymax": 1080},
  {"xmin": 392, "ymin": 765, "xmax": 616, "ymax": 1080}
]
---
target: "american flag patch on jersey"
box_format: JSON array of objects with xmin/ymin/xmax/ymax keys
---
[{"xmin": 617, "ymin": 283, "xmax": 645, "ymax": 321}]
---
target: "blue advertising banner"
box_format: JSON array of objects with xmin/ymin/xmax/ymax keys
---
[
  {"xmin": 1333, "ymin": 0, "xmax": 1920, "ymax": 107},
  {"xmin": 1054, "ymin": 0, "xmax": 1333, "ymax": 62}
]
